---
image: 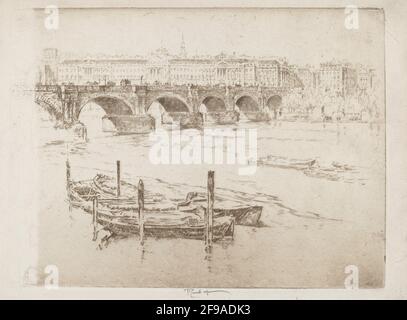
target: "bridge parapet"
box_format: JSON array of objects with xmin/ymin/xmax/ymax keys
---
[{"xmin": 35, "ymin": 83, "xmax": 291, "ymax": 98}]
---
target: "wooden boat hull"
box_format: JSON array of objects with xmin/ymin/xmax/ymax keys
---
[
  {"xmin": 67, "ymin": 180, "xmax": 98, "ymax": 213},
  {"xmin": 68, "ymin": 181, "xmax": 235, "ymax": 240},
  {"xmin": 97, "ymin": 211, "xmax": 234, "ymax": 240},
  {"xmin": 214, "ymin": 205, "xmax": 262, "ymax": 227},
  {"xmin": 69, "ymin": 180, "xmax": 175, "ymax": 213},
  {"xmin": 92, "ymin": 174, "xmax": 176, "ymax": 210},
  {"xmin": 257, "ymin": 156, "xmax": 316, "ymax": 170},
  {"xmin": 92, "ymin": 175, "xmax": 263, "ymax": 226}
]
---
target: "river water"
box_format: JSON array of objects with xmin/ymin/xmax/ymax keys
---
[{"xmin": 36, "ymin": 105, "xmax": 385, "ymax": 288}]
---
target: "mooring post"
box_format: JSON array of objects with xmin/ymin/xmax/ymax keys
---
[
  {"xmin": 138, "ymin": 179, "xmax": 145, "ymax": 245},
  {"xmin": 92, "ymin": 197, "xmax": 98, "ymax": 241},
  {"xmin": 116, "ymin": 160, "xmax": 121, "ymax": 197},
  {"xmin": 66, "ymin": 159, "xmax": 71, "ymax": 191},
  {"xmin": 206, "ymin": 170, "xmax": 215, "ymax": 251},
  {"xmin": 66, "ymin": 159, "xmax": 72, "ymax": 211}
]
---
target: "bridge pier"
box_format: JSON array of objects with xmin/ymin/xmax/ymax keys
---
[
  {"xmin": 61, "ymin": 98, "xmax": 77, "ymax": 125},
  {"xmin": 135, "ymin": 87, "xmax": 148, "ymax": 114},
  {"xmin": 103, "ymin": 114, "xmax": 155, "ymax": 134}
]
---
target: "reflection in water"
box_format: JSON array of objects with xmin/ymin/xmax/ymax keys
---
[{"xmin": 38, "ymin": 110, "xmax": 385, "ymax": 288}]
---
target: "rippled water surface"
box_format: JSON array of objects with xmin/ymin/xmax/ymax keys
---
[{"xmin": 37, "ymin": 108, "xmax": 385, "ymax": 288}]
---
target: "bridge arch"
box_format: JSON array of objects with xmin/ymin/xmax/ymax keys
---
[
  {"xmin": 75, "ymin": 94, "xmax": 135, "ymax": 135},
  {"xmin": 146, "ymin": 93, "xmax": 192, "ymax": 113},
  {"xmin": 266, "ymin": 95, "xmax": 283, "ymax": 110},
  {"xmin": 76, "ymin": 94, "xmax": 134, "ymax": 119},
  {"xmin": 146, "ymin": 93, "xmax": 192, "ymax": 125},
  {"xmin": 35, "ymin": 93, "xmax": 64, "ymax": 121},
  {"xmin": 235, "ymin": 95, "xmax": 260, "ymax": 113},
  {"xmin": 266, "ymin": 95, "xmax": 283, "ymax": 119},
  {"xmin": 200, "ymin": 95, "xmax": 226, "ymax": 112}
]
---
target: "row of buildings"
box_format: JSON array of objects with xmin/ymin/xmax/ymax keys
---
[
  {"xmin": 294, "ymin": 62, "xmax": 376, "ymax": 97},
  {"xmin": 39, "ymin": 47, "xmax": 299, "ymax": 89},
  {"xmin": 39, "ymin": 44, "xmax": 376, "ymax": 98}
]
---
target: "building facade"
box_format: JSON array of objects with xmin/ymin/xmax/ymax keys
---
[
  {"xmin": 296, "ymin": 66, "xmax": 318, "ymax": 90},
  {"xmin": 316, "ymin": 61, "xmax": 358, "ymax": 97},
  {"xmin": 356, "ymin": 65, "xmax": 375, "ymax": 91},
  {"xmin": 40, "ymin": 48, "xmax": 59, "ymax": 85},
  {"xmin": 39, "ymin": 47, "xmax": 299, "ymax": 88}
]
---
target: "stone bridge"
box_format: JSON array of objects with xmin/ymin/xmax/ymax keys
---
[{"xmin": 35, "ymin": 83, "xmax": 291, "ymax": 124}]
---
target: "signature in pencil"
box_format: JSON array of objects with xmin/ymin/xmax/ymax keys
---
[{"xmin": 184, "ymin": 288, "xmax": 231, "ymax": 298}]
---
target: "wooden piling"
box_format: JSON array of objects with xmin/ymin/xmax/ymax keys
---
[
  {"xmin": 66, "ymin": 159, "xmax": 71, "ymax": 191},
  {"xmin": 138, "ymin": 179, "xmax": 145, "ymax": 245},
  {"xmin": 92, "ymin": 197, "xmax": 98, "ymax": 241},
  {"xmin": 206, "ymin": 171, "xmax": 215, "ymax": 250},
  {"xmin": 66, "ymin": 159, "xmax": 72, "ymax": 211},
  {"xmin": 116, "ymin": 160, "xmax": 121, "ymax": 197}
]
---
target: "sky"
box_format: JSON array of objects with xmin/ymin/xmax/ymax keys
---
[{"xmin": 32, "ymin": 7, "xmax": 384, "ymax": 70}]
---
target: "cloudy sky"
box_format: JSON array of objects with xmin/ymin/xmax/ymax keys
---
[{"xmin": 33, "ymin": 7, "xmax": 384, "ymax": 69}]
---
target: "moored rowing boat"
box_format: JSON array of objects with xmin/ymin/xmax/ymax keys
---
[
  {"xmin": 92, "ymin": 174, "xmax": 263, "ymax": 226},
  {"xmin": 257, "ymin": 155, "xmax": 316, "ymax": 170},
  {"xmin": 68, "ymin": 180, "xmax": 235, "ymax": 240},
  {"xmin": 96, "ymin": 207, "xmax": 234, "ymax": 240}
]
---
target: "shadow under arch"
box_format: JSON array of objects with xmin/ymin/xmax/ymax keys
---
[
  {"xmin": 76, "ymin": 95, "xmax": 134, "ymax": 119},
  {"xmin": 76, "ymin": 96, "xmax": 135, "ymax": 136},
  {"xmin": 147, "ymin": 94, "xmax": 191, "ymax": 114},
  {"xmin": 201, "ymin": 96, "xmax": 226, "ymax": 113},
  {"xmin": 146, "ymin": 94, "xmax": 191, "ymax": 125},
  {"xmin": 266, "ymin": 95, "xmax": 282, "ymax": 119},
  {"xmin": 235, "ymin": 95, "xmax": 259, "ymax": 113},
  {"xmin": 266, "ymin": 95, "xmax": 282, "ymax": 110}
]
